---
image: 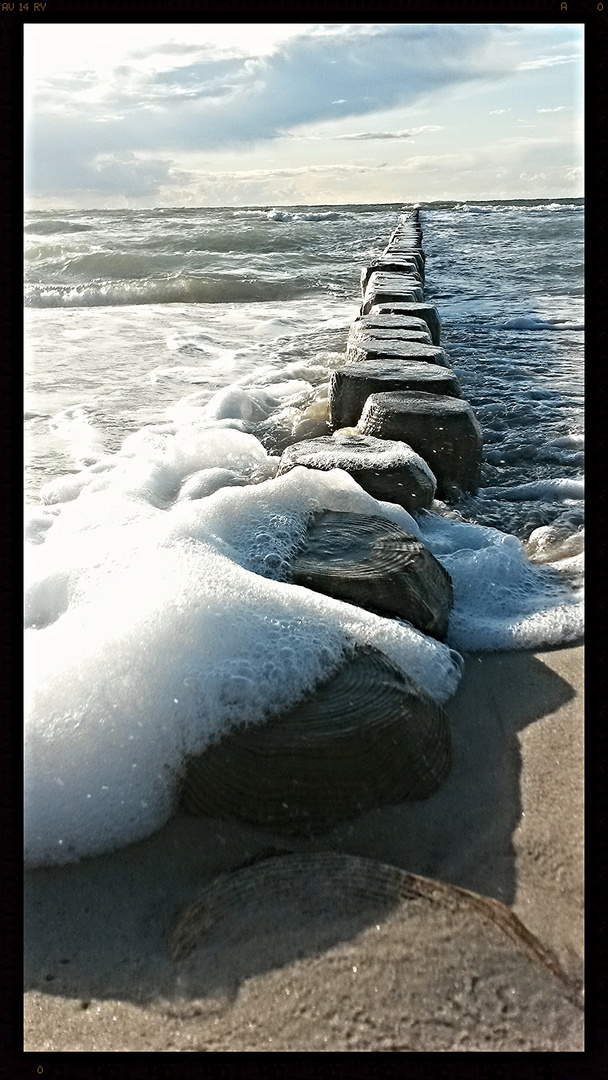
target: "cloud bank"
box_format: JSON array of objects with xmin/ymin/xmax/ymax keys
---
[{"xmin": 26, "ymin": 23, "xmax": 517, "ymax": 199}]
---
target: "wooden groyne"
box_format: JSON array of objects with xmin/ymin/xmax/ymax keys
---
[
  {"xmin": 181, "ymin": 210, "xmax": 480, "ymax": 835},
  {"xmin": 172, "ymin": 223, "xmax": 585, "ymax": 1030},
  {"xmin": 277, "ymin": 209, "xmax": 483, "ymax": 510}
]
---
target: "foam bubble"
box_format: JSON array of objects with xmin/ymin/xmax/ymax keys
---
[
  {"xmin": 40, "ymin": 471, "xmax": 97, "ymax": 506},
  {"xmin": 203, "ymin": 386, "xmax": 280, "ymax": 424},
  {"xmin": 45, "ymin": 406, "xmax": 106, "ymax": 468},
  {"xmin": 176, "ymin": 468, "xmax": 247, "ymax": 501}
]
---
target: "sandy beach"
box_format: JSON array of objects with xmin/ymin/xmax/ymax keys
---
[{"xmin": 24, "ymin": 642, "xmax": 583, "ymax": 1052}]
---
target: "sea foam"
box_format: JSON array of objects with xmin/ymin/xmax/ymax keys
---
[
  {"xmin": 25, "ymin": 403, "xmax": 586, "ymax": 868},
  {"xmin": 481, "ymin": 477, "xmax": 584, "ymax": 502},
  {"xmin": 498, "ymin": 315, "xmax": 584, "ymax": 331},
  {"xmin": 25, "ymin": 457, "xmax": 464, "ymax": 868},
  {"xmin": 417, "ymin": 513, "xmax": 583, "ymax": 651}
]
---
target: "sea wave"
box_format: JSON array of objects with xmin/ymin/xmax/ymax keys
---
[
  {"xmin": 24, "ymin": 219, "xmax": 93, "ymax": 235},
  {"xmin": 453, "ymin": 204, "xmax": 493, "ymax": 214},
  {"xmin": 481, "ymin": 477, "xmax": 584, "ymax": 502},
  {"xmin": 24, "ymin": 229, "xmax": 321, "ymax": 270},
  {"xmin": 450, "ymin": 201, "xmax": 582, "ymax": 215},
  {"xmin": 497, "ymin": 315, "xmax": 585, "ymax": 331},
  {"xmin": 24, "ymin": 274, "xmax": 319, "ymax": 308},
  {"xmin": 233, "ymin": 207, "xmax": 343, "ymax": 223}
]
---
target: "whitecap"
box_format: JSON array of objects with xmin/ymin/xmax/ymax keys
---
[
  {"xmin": 481, "ymin": 478, "xmax": 584, "ymax": 502},
  {"xmin": 497, "ymin": 315, "xmax": 584, "ymax": 331}
]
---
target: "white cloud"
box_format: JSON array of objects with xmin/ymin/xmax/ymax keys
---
[
  {"xmin": 519, "ymin": 53, "xmax": 580, "ymax": 71},
  {"xmin": 297, "ymin": 125, "xmax": 442, "ymax": 141}
]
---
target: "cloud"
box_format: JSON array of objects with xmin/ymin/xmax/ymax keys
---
[
  {"xmin": 489, "ymin": 108, "xmax": 511, "ymax": 114},
  {"xmin": 290, "ymin": 125, "xmax": 442, "ymax": 141},
  {"xmin": 126, "ymin": 42, "xmax": 216, "ymax": 61},
  {"xmin": 153, "ymin": 159, "xmax": 399, "ymax": 207},
  {"xmin": 518, "ymin": 53, "xmax": 580, "ymax": 71},
  {"xmin": 147, "ymin": 56, "xmax": 248, "ymax": 96},
  {"xmin": 26, "ymin": 23, "xmax": 519, "ymax": 198},
  {"xmin": 332, "ymin": 126, "xmax": 442, "ymax": 140},
  {"xmin": 25, "ymin": 23, "xmax": 583, "ymax": 204},
  {"xmin": 88, "ymin": 154, "xmax": 189, "ymax": 195},
  {"xmin": 222, "ymin": 163, "xmax": 389, "ymax": 178},
  {"xmin": 24, "ymin": 141, "xmax": 188, "ymax": 198},
  {"xmin": 537, "ymin": 106, "xmax": 568, "ymax": 112}
]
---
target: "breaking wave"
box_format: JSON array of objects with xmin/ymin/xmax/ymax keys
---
[{"xmin": 25, "ymin": 274, "xmax": 319, "ymax": 308}]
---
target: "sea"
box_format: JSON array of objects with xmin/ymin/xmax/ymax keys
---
[{"xmin": 24, "ymin": 199, "xmax": 584, "ymax": 867}]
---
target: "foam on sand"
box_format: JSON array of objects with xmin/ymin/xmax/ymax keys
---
[{"xmin": 417, "ymin": 513, "xmax": 583, "ymax": 652}]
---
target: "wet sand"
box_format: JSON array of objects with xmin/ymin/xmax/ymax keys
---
[{"xmin": 24, "ymin": 643, "xmax": 584, "ymax": 1052}]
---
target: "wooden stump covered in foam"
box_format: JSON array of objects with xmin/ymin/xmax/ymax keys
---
[{"xmin": 276, "ymin": 432, "xmax": 436, "ymax": 514}]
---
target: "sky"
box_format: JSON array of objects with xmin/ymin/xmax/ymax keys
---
[{"xmin": 24, "ymin": 22, "xmax": 584, "ymax": 209}]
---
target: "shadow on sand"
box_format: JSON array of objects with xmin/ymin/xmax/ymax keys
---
[{"xmin": 24, "ymin": 648, "xmax": 577, "ymax": 1007}]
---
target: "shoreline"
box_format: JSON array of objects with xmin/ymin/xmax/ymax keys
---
[
  {"xmin": 24, "ymin": 640, "xmax": 584, "ymax": 1052},
  {"xmin": 23, "ymin": 209, "xmax": 584, "ymax": 1052}
]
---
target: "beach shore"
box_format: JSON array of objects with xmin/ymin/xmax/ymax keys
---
[{"xmin": 24, "ymin": 642, "xmax": 583, "ymax": 1052}]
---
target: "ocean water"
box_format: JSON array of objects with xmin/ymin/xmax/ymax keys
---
[{"xmin": 24, "ymin": 200, "xmax": 584, "ymax": 866}]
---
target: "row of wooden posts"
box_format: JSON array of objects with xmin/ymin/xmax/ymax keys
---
[
  {"xmin": 180, "ymin": 212, "xmax": 468, "ymax": 831},
  {"xmin": 276, "ymin": 209, "xmax": 483, "ymax": 513}
]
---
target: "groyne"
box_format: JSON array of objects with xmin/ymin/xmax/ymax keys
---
[
  {"xmin": 180, "ymin": 210, "xmax": 479, "ymax": 833},
  {"xmin": 277, "ymin": 208, "xmax": 483, "ymax": 511}
]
